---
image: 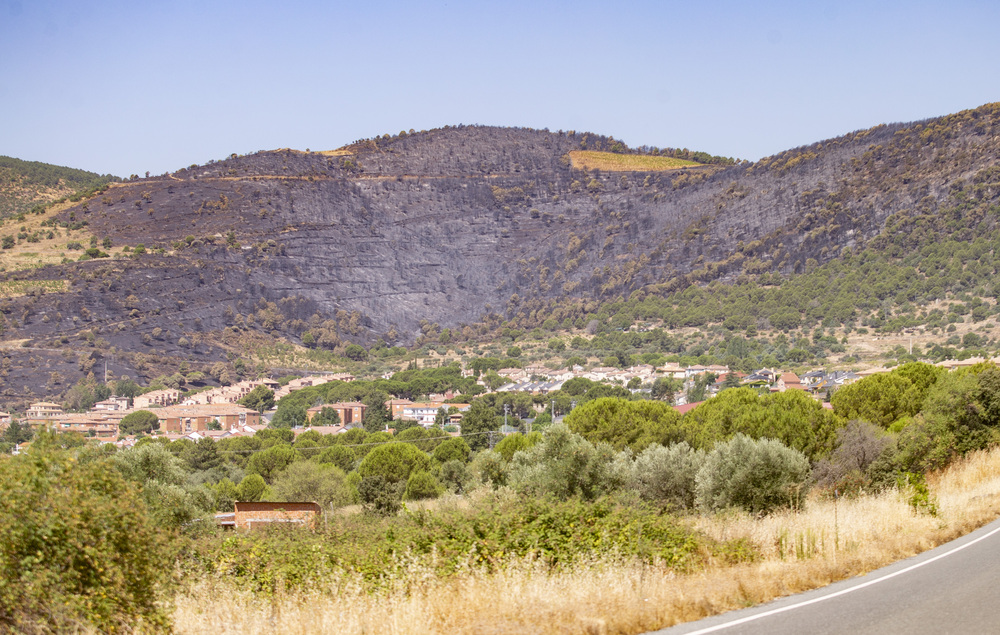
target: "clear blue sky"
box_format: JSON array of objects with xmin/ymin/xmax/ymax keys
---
[{"xmin": 3, "ymin": 0, "xmax": 999, "ymax": 177}]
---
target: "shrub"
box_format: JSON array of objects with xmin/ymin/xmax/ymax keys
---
[
  {"xmin": 695, "ymin": 434, "xmax": 810, "ymax": 514},
  {"xmin": 358, "ymin": 474, "xmax": 402, "ymax": 516},
  {"xmin": 506, "ymin": 424, "xmax": 626, "ymax": 500},
  {"xmin": 236, "ymin": 473, "xmax": 267, "ymax": 501},
  {"xmin": 270, "ymin": 461, "xmax": 351, "ymax": 508},
  {"xmin": 631, "ymin": 442, "xmax": 705, "ymax": 509},
  {"xmin": 439, "ymin": 459, "xmax": 471, "ymax": 493},
  {"xmin": 0, "ymin": 439, "xmax": 172, "ymax": 631},
  {"xmin": 403, "ymin": 471, "xmax": 443, "ymax": 500}
]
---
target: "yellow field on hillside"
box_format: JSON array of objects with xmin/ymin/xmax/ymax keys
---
[
  {"xmin": 568, "ymin": 150, "xmax": 702, "ymax": 172},
  {"xmin": 0, "ymin": 201, "xmax": 97, "ymax": 275}
]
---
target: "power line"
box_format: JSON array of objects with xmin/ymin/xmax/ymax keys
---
[{"xmin": 207, "ymin": 429, "xmax": 499, "ymax": 454}]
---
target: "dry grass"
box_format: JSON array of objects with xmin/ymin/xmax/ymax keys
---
[
  {"xmin": 0, "ymin": 200, "xmax": 94, "ymax": 274},
  {"xmin": 172, "ymin": 447, "xmax": 1000, "ymax": 635},
  {"xmin": 567, "ymin": 151, "xmax": 702, "ymax": 172}
]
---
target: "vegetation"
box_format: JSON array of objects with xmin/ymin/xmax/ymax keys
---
[{"xmin": 567, "ymin": 151, "xmax": 703, "ymax": 172}]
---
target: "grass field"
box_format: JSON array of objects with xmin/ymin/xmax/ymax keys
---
[
  {"xmin": 171, "ymin": 446, "xmax": 1000, "ymax": 635},
  {"xmin": 568, "ymin": 151, "xmax": 703, "ymax": 172}
]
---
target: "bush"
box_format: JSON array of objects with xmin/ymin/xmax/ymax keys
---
[
  {"xmin": 439, "ymin": 459, "xmax": 471, "ymax": 493},
  {"xmin": 358, "ymin": 474, "xmax": 402, "ymax": 516},
  {"xmin": 695, "ymin": 434, "xmax": 810, "ymax": 514},
  {"xmin": 631, "ymin": 442, "xmax": 705, "ymax": 509},
  {"xmin": 270, "ymin": 461, "xmax": 352, "ymax": 508},
  {"xmin": 0, "ymin": 439, "xmax": 172, "ymax": 631},
  {"xmin": 506, "ymin": 424, "xmax": 626, "ymax": 500},
  {"xmin": 403, "ymin": 471, "xmax": 443, "ymax": 500}
]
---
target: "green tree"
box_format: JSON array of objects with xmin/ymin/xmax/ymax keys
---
[
  {"xmin": 403, "ymin": 471, "xmax": 443, "ymax": 500},
  {"xmin": 432, "ymin": 436, "xmax": 471, "ymax": 464},
  {"xmin": 0, "ymin": 418, "xmax": 33, "ymax": 448},
  {"xmin": 113, "ymin": 376, "xmax": 141, "ymax": 405},
  {"xmin": 184, "ymin": 436, "xmax": 222, "ymax": 471},
  {"xmin": 111, "ymin": 442, "xmax": 206, "ymax": 527},
  {"xmin": 459, "ymin": 400, "xmax": 501, "ymax": 451},
  {"xmin": 311, "ymin": 406, "xmax": 342, "ymax": 426},
  {"xmin": 0, "ymin": 439, "xmax": 171, "ymax": 631},
  {"xmin": 651, "ymin": 377, "xmax": 680, "ymax": 402},
  {"xmin": 565, "ymin": 397, "xmax": 684, "ymax": 452},
  {"xmin": 357, "ymin": 442, "xmax": 430, "ymax": 484},
  {"xmin": 506, "ymin": 425, "xmax": 624, "ymax": 500},
  {"xmin": 630, "ymin": 442, "xmax": 705, "ymax": 509},
  {"xmin": 357, "ymin": 474, "xmax": 402, "ymax": 516},
  {"xmin": 119, "ymin": 409, "xmax": 161, "ymax": 436},
  {"xmin": 315, "ymin": 444, "xmax": 355, "ymax": 473},
  {"xmin": 344, "ymin": 343, "xmax": 367, "ymax": 361},
  {"xmin": 439, "ymin": 459, "xmax": 471, "ymax": 493},
  {"xmin": 270, "ymin": 461, "xmax": 352, "ymax": 508},
  {"xmin": 831, "ymin": 366, "xmax": 936, "ymax": 428},
  {"xmin": 236, "ymin": 473, "xmax": 267, "ymax": 501},
  {"xmin": 239, "ymin": 385, "xmax": 275, "ymax": 413},
  {"xmin": 245, "ymin": 444, "xmax": 297, "ymax": 482},
  {"xmin": 493, "ymin": 431, "xmax": 542, "ymax": 461},
  {"xmin": 361, "ymin": 390, "xmax": 391, "ymax": 433},
  {"xmin": 481, "ymin": 370, "xmax": 506, "ymax": 391},
  {"xmin": 270, "ymin": 401, "xmax": 307, "ymax": 429}
]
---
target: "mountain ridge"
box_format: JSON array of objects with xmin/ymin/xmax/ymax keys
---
[{"xmin": 0, "ymin": 105, "xmax": 998, "ymax": 406}]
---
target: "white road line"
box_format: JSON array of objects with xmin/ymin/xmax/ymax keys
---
[{"xmin": 676, "ymin": 521, "xmax": 1000, "ymax": 634}]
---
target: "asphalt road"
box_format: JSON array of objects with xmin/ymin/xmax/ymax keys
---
[{"xmin": 649, "ymin": 517, "xmax": 1000, "ymax": 634}]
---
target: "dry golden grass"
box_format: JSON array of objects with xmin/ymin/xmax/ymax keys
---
[
  {"xmin": 0, "ymin": 200, "xmax": 94, "ymax": 275},
  {"xmin": 172, "ymin": 447, "xmax": 1000, "ymax": 635},
  {"xmin": 567, "ymin": 151, "xmax": 702, "ymax": 172}
]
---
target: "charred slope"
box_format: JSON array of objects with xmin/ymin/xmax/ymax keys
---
[
  {"xmin": 0, "ymin": 106, "xmax": 996, "ymax": 405},
  {"xmin": 55, "ymin": 111, "xmax": 1000, "ymax": 334}
]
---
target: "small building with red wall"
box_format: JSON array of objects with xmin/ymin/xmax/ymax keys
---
[{"xmin": 233, "ymin": 501, "xmax": 322, "ymax": 530}]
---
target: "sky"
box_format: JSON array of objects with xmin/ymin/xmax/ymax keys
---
[{"xmin": 2, "ymin": 0, "xmax": 1000, "ymax": 177}]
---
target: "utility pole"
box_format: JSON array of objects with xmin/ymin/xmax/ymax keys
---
[{"xmin": 503, "ymin": 403, "xmax": 509, "ymax": 432}]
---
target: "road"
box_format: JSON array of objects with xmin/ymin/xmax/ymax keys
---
[{"xmin": 650, "ymin": 517, "xmax": 1000, "ymax": 634}]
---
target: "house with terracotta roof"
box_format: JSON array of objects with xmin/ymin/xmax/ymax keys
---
[
  {"xmin": 154, "ymin": 403, "xmax": 261, "ymax": 434},
  {"xmin": 775, "ymin": 372, "xmax": 805, "ymax": 392}
]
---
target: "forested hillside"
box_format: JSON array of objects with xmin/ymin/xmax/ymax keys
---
[{"xmin": 0, "ymin": 156, "xmax": 118, "ymax": 218}]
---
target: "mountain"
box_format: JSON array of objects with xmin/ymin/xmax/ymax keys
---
[{"xmin": 1, "ymin": 104, "xmax": 1000, "ymax": 407}]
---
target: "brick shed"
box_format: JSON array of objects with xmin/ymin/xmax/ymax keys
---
[{"xmin": 233, "ymin": 501, "xmax": 322, "ymax": 530}]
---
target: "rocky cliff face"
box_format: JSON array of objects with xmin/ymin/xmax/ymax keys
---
[{"xmin": 2, "ymin": 105, "xmax": 999, "ymax": 405}]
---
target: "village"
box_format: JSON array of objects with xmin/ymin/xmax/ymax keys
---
[{"xmin": 2, "ymin": 356, "xmax": 994, "ymax": 453}]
